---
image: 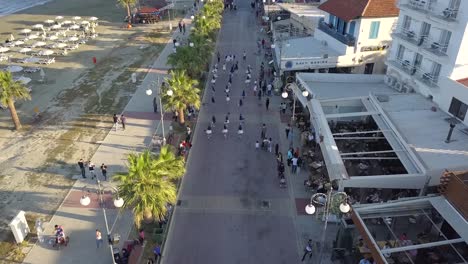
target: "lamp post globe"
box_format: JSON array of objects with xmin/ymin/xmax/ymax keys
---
[
  {"xmin": 305, "ymin": 204, "xmax": 316, "ymax": 215},
  {"xmin": 281, "ymin": 91, "xmax": 288, "ymax": 99},
  {"xmin": 146, "ymin": 89, "xmax": 153, "ymax": 96},
  {"xmin": 167, "ymin": 89, "xmax": 174, "ymax": 96},
  {"xmin": 339, "ymin": 203, "xmax": 351, "ymax": 213},
  {"xmin": 202, "ymin": 15, "xmax": 206, "ymax": 19},
  {"xmin": 113, "ymin": 197, "xmax": 124, "ymax": 208},
  {"xmin": 302, "ymin": 90, "xmax": 309, "ymax": 97},
  {"xmin": 191, "ymin": 15, "xmax": 195, "ymax": 20},
  {"xmin": 80, "ymin": 195, "xmax": 91, "ymax": 206},
  {"xmin": 271, "ymin": 44, "xmax": 276, "ymax": 49},
  {"xmin": 277, "ymin": 16, "xmax": 281, "ymax": 21},
  {"xmin": 189, "ymin": 42, "xmax": 194, "ymax": 47}
]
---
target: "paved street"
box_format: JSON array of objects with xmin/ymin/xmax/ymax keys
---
[{"xmin": 162, "ymin": 2, "xmax": 301, "ymax": 263}]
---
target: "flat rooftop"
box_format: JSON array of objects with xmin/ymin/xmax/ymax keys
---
[
  {"xmin": 296, "ymin": 73, "xmax": 468, "ymax": 187},
  {"xmin": 275, "ymin": 36, "xmax": 340, "ymax": 59},
  {"xmin": 276, "ymin": 3, "xmax": 325, "ymax": 18}
]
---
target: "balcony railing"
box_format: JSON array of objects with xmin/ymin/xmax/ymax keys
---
[
  {"xmin": 393, "ymin": 27, "xmax": 425, "ymax": 47},
  {"xmin": 318, "ymin": 21, "xmax": 356, "ymax": 47},
  {"xmin": 388, "ymin": 58, "xmax": 440, "ymax": 87},
  {"xmin": 403, "ymin": 0, "xmax": 459, "ymax": 22},
  {"xmin": 392, "ymin": 27, "xmax": 450, "ymax": 58},
  {"xmin": 421, "ymin": 36, "xmax": 449, "ymax": 57}
]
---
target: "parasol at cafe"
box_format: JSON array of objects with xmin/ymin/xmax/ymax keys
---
[
  {"xmin": 14, "ymin": 40, "xmax": 24, "ymax": 46},
  {"xmin": 6, "ymin": 65, "xmax": 23, "ymax": 73},
  {"xmin": 51, "ymin": 24, "xmax": 62, "ymax": 30},
  {"xmin": 73, "ymin": 16, "xmax": 82, "ymax": 20},
  {"xmin": 55, "ymin": 43, "xmax": 67, "ymax": 49},
  {"xmin": 48, "ymin": 35, "xmax": 58, "ymax": 41},
  {"xmin": 81, "ymin": 21, "xmax": 90, "ymax": 25},
  {"xmin": 68, "ymin": 36, "xmax": 79, "ymax": 42}
]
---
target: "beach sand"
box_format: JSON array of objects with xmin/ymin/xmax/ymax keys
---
[{"xmin": 0, "ymin": 0, "xmax": 180, "ymax": 250}]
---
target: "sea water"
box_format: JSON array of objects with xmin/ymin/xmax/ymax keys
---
[{"xmin": 0, "ymin": 0, "xmax": 52, "ymax": 17}]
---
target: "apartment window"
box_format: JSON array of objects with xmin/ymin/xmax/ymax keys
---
[
  {"xmin": 369, "ymin": 21, "xmax": 380, "ymax": 39},
  {"xmin": 431, "ymin": 62, "xmax": 441, "ymax": 82},
  {"xmin": 329, "ymin": 15, "xmax": 336, "ymax": 26},
  {"xmin": 439, "ymin": 30, "xmax": 452, "ymax": 52},
  {"xmin": 402, "ymin": 16, "xmax": 411, "ymax": 30},
  {"xmin": 348, "ymin": 21, "xmax": 356, "ymax": 36},
  {"xmin": 448, "ymin": 97, "xmax": 467, "ymax": 121},
  {"xmin": 396, "ymin": 45, "xmax": 405, "ymax": 60}
]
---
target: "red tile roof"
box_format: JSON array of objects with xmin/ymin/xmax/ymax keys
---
[
  {"xmin": 318, "ymin": 0, "xmax": 399, "ymax": 22},
  {"xmin": 457, "ymin": 78, "xmax": 468, "ymax": 87}
]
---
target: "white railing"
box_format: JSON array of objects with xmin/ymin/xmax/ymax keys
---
[
  {"xmin": 421, "ymin": 35, "xmax": 449, "ymax": 55},
  {"xmin": 389, "ymin": 58, "xmax": 440, "ymax": 87},
  {"xmin": 404, "ymin": 0, "xmax": 459, "ymax": 21}
]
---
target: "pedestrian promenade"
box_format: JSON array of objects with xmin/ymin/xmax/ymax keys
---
[{"xmin": 23, "ymin": 16, "xmax": 194, "ymax": 264}]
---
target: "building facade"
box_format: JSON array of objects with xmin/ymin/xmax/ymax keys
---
[
  {"xmin": 385, "ymin": 0, "xmax": 468, "ymax": 125},
  {"xmin": 271, "ymin": 0, "xmax": 399, "ymax": 77}
]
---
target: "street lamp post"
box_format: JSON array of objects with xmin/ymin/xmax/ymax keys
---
[
  {"xmin": 305, "ymin": 189, "xmax": 350, "ymax": 264},
  {"xmin": 146, "ymin": 77, "xmax": 173, "ymax": 146},
  {"xmin": 80, "ymin": 182, "xmax": 124, "ymax": 264},
  {"xmin": 281, "ymin": 87, "xmax": 308, "ymax": 147}
]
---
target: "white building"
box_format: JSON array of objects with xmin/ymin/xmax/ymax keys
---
[
  {"xmin": 386, "ymin": 0, "xmax": 468, "ymax": 125},
  {"xmin": 274, "ymin": 0, "xmax": 399, "ymax": 75},
  {"xmin": 291, "ymin": 73, "xmax": 468, "ymax": 191}
]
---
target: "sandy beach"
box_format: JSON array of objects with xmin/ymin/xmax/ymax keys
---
[{"xmin": 0, "ymin": 0, "xmax": 178, "ymax": 254}]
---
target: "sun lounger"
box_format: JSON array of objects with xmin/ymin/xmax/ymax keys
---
[
  {"xmin": 24, "ymin": 67, "xmax": 40, "ymax": 73},
  {"xmin": 39, "ymin": 57, "xmax": 55, "ymax": 65}
]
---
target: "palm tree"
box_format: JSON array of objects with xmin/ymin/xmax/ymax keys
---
[
  {"xmin": 114, "ymin": 147, "xmax": 185, "ymax": 227},
  {"xmin": 163, "ymin": 70, "xmax": 201, "ymax": 124},
  {"xmin": 117, "ymin": 0, "xmax": 137, "ymax": 18},
  {"xmin": 0, "ymin": 71, "xmax": 31, "ymax": 130},
  {"xmin": 167, "ymin": 46, "xmax": 205, "ymax": 76}
]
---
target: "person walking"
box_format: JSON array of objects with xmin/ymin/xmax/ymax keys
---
[
  {"xmin": 268, "ymin": 137, "xmax": 273, "ymax": 152},
  {"xmin": 301, "ymin": 239, "xmax": 313, "ymax": 261},
  {"xmin": 291, "ymin": 155, "xmax": 298, "ymax": 174},
  {"xmin": 261, "ymin": 123, "xmax": 267, "ymax": 139},
  {"xmin": 178, "ymin": 21, "xmax": 182, "ymax": 33},
  {"xmin": 96, "ymin": 229, "xmax": 103, "ymax": 248},
  {"xmin": 120, "ymin": 114, "xmax": 126, "ymax": 130},
  {"xmin": 211, "ymin": 115, "xmax": 216, "ymax": 127},
  {"xmin": 153, "ymin": 97, "xmax": 158, "ymax": 113},
  {"xmin": 113, "ymin": 114, "xmax": 118, "ymax": 131},
  {"xmin": 153, "ymin": 244, "xmax": 161, "ymax": 262},
  {"xmin": 243, "ymin": 50, "xmax": 246, "ymax": 61},
  {"xmin": 222, "ymin": 124, "xmax": 228, "ymax": 139},
  {"xmin": 280, "ymin": 102, "xmax": 287, "ymax": 114},
  {"xmin": 88, "ymin": 161, "xmax": 96, "ymax": 179},
  {"xmin": 225, "ymin": 112, "xmax": 230, "ymax": 125},
  {"xmin": 100, "ymin": 163, "xmax": 107, "ymax": 181},
  {"xmin": 242, "ymin": 90, "xmax": 246, "ymax": 99},
  {"xmin": 267, "ymin": 83, "xmax": 272, "ymax": 96},
  {"xmin": 239, "ymin": 98, "xmax": 243, "ymax": 107},
  {"xmin": 182, "ymin": 22, "xmax": 186, "ymax": 34},
  {"xmin": 217, "ymin": 51, "xmax": 220, "ymax": 64},
  {"xmin": 239, "ymin": 114, "xmax": 245, "ymax": 125},
  {"xmin": 78, "ymin": 159, "xmax": 86, "ymax": 178},
  {"xmin": 211, "ymin": 96, "xmax": 215, "ymax": 103},
  {"xmin": 257, "ymin": 90, "xmax": 262, "ymax": 101},
  {"xmin": 237, "ymin": 124, "xmax": 244, "ymax": 138},
  {"xmin": 285, "ymin": 123, "xmax": 291, "ymax": 139},
  {"xmin": 265, "ymin": 98, "xmax": 270, "ymax": 110},
  {"xmin": 255, "ymin": 140, "xmax": 260, "ymax": 150},
  {"xmin": 275, "ymin": 143, "xmax": 279, "ymax": 156}
]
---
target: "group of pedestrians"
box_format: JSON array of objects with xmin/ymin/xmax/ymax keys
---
[
  {"xmin": 78, "ymin": 158, "xmax": 108, "ymax": 181},
  {"xmin": 113, "ymin": 113, "xmax": 127, "ymax": 131}
]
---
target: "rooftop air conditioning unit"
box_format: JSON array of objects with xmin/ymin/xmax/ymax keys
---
[
  {"xmin": 384, "ymin": 75, "xmax": 394, "ymax": 85},
  {"xmin": 323, "ymin": 54, "xmax": 328, "ymax": 59},
  {"xmin": 394, "ymin": 82, "xmax": 402, "ymax": 91}
]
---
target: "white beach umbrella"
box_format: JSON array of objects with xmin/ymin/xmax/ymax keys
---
[
  {"xmin": 0, "ymin": 47, "xmax": 9, "ymax": 53},
  {"xmin": 73, "ymin": 16, "xmax": 82, "ymax": 20},
  {"xmin": 14, "ymin": 40, "xmax": 24, "ymax": 46},
  {"xmin": 69, "ymin": 25, "xmax": 80, "ymax": 30},
  {"xmin": 32, "ymin": 24, "xmax": 44, "ymax": 30},
  {"xmin": 19, "ymin": 47, "xmax": 32, "ymax": 54},
  {"xmin": 56, "ymin": 43, "xmax": 67, "ymax": 49},
  {"xmin": 44, "ymin": 19, "xmax": 54, "ymax": 25},
  {"xmin": 68, "ymin": 36, "xmax": 79, "ymax": 42},
  {"xmin": 28, "ymin": 34, "xmax": 39, "ymax": 40},
  {"xmin": 81, "ymin": 21, "xmax": 90, "ymax": 25},
  {"xmin": 39, "ymin": 49, "xmax": 54, "ymax": 58},
  {"xmin": 15, "ymin": 76, "xmax": 32, "ymax": 85},
  {"xmin": 49, "ymin": 35, "xmax": 58, "ymax": 41},
  {"xmin": 32, "ymin": 41, "xmax": 47, "ymax": 47},
  {"xmin": 20, "ymin": 28, "xmax": 31, "ymax": 34},
  {"xmin": 51, "ymin": 24, "xmax": 62, "ymax": 30},
  {"xmin": 55, "ymin": 16, "xmax": 64, "ymax": 20},
  {"xmin": 62, "ymin": 20, "xmax": 72, "ymax": 25},
  {"xmin": 89, "ymin": 17, "xmax": 98, "ymax": 21},
  {"xmin": 6, "ymin": 65, "xmax": 23, "ymax": 73}
]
